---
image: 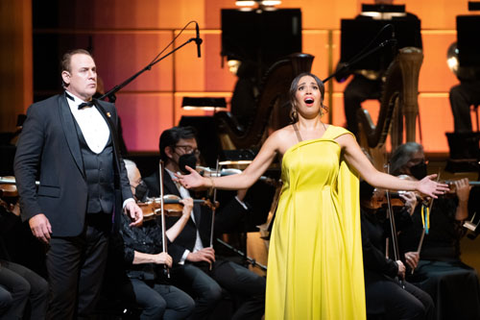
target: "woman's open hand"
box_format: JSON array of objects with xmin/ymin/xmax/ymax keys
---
[
  {"xmin": 416, "ymin": 174, "xmax": 449, "ymax": 198},
  {"xmin": 174, "ymin": 166, "xmax": 206, "ymax": 190}
]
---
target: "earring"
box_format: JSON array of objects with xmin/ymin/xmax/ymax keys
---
[{"xmin": 290, "ymin": 110, "xmax": 298, "ymax": 122}]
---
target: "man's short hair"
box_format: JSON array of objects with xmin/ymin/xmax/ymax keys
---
[
  {"xmin": 159, "ymin": 126, "xmax": 198, "ymax": 161},
  {"xmin": 60, "ymin": 49, "xmax": 93, "ymax": 88}
]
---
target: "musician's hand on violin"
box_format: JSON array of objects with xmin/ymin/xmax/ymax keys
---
[
  {"xmin": 404, "ymin": 251, "xmax": 419, "ymax": 270},
  {"xmin": 125, "ymin": 201, "xmax": 143, "ymax": 227},
  {"xmin": 154, "ymin": 252, "xmax": 173, "ymax": 268},
  {"xmin": 396, "ymin": 260, "xmax": 406, "ymax": 279},
  {"xmin": 187, "ymin": 247, "xmax": 216, "ymax": 265},
  {"xmin": 416, "ymin": 174, "xmax": 449, "ymax": 198},
  {"xmin": 174, "ymin": 166, "xmax": 206, "ymax": 190},
  {"xmin": 454, "ymin": 178, "xmax": 471, "ymax": 202},
  {"xmin": 180, "ymin": 198, "xmax": 194, "ymax": 218},
  {"xmin": 29, "ymin": 213, "xmax": 52, "ymax": 244},
  {"xmin": 399, "ymin": 191, "xmax": 417, "ymax": 215}
]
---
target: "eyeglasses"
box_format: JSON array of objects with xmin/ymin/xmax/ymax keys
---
[{"xmin": 174, "ymin": 145, "xmax": 201, "ymax": 156}]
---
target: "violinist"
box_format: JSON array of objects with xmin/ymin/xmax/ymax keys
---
[
  {"xmin": 116, "ymin": 159, "xmax": 195, "ymax": 319},
  {"xmin": 144, "ymin": 126, "xmax": 266, "ymax": 320},
  {"xmin": 0, "ymin": 184, "xmax": 48, "ymax": 319},
  {"xmin": 360, "ymin": 168, "xmax": 435, "ymax": 319},
  {"xmin": 392, "ymin": 142, "xmax": 480, "ymax": 319}
]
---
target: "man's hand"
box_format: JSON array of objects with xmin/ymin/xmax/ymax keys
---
[
  {"xmin": 396, "ymin": 260, "xmax": 406, "ymax": 279},
  {"xmin": 154, "ymin": 252, "xmax": 173, "ymax": 268},
  {"xmin": 125, "ymin": 201, "xmax": 143, "ymax": 227},
  {"xmin": 404, "ymin": 251, "xmax": 419, "ymax": 270},
  {"xmin": 454, "ymin": 178, "xmax": 471, "ymax": 203},
  {"xmin": 29, "ymin": 213, "xmax": 52, "ymax": 244},
  {"xmin": 186, "ymin": 247, "xmax": 216, "ymax": 265}
]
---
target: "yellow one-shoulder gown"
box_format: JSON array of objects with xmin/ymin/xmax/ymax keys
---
[{"xmin": 265, "ymin": 125, "xmax": 366, "ymax": 319}]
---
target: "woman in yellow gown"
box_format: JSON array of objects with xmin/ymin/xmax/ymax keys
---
[{"xmin": 176, "ymin": 73, "xmax": 448, "ymax": 319}]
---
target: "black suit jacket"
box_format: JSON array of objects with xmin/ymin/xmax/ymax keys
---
[
  {"xmin": 144, "ymin": 170, "xmax": 248, "ymax": 264},
  {"xmin": 14, "ymin": 93, "xmax": 132, "ymax": 237}
]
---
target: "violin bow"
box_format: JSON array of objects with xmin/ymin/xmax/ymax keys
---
[
  {"xmin": 209, "ymin": 158, "xmax": 219, "ymax": 249},
  {"xmin": 385, "ymin": 164, "xmax": 405, "ymax": 289},
  {"xmin": 158, "ymin": 160, "xmax": 170, "ymax": 278},
  {"xmin": 412, "ymin": 171, "xmax": 440, "ymax": 274}
]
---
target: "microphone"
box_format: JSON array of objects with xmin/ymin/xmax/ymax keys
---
[{"xmin": 195, "ymin": 23, "xmax": 203, "ymax": 58}]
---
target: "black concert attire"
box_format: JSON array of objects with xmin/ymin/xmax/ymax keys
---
[
  {"xmin": 361, "ymin": 206, "xmax": 435, "ymax": 319},
  {"xmin": 450, "ymin": 80, "xmax": 480, "ymax": 132},
  {"xmin": 117, "ymin": 212, "xmax": 195, "ymax": 319},
  {"xmin": 341, "ymin": 12, "xmax": 422, "ymax": 137},
  {"xmin": 0, "ymin": 205, "xmax": 48, "ymax": 319},
  {"xmin": 400, "ymin": 198, "xmax": 480, "ymax": 320},
  {"xmin": 144, "ymin": 170, "xmax": 266, "ymax": 320},
  {"xmin": 14, "ymin": 91, "xmax": 133, "ymax": 319}
]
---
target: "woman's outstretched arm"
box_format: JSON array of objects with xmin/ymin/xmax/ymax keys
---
[
  {"xmin": 337, "ymin": 134, "xmax": 449, "ymax": 198},
  {"xmin": 176, "ymin": 129, "xmax": 283, "ymax": 191}
]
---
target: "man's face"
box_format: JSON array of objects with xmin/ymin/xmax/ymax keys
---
[
  {"xmin": 169, "ymin": 138, "xmax": 199, "ymax": 166},
  {"xmin": 62, "ymin": 53, "xmax": 97, "ymax": 101}
]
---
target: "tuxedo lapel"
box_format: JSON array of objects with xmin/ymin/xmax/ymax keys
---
[{"xmin": 58, "ymin": 94, "xmax": 85, "ymax": 178}]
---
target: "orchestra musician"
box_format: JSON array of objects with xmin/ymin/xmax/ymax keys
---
[
  {"xmin": 359, "ymin": 180, "xmax": 435, "ymax": 319},
  {"xmin": 175, "ymin": 72, "xmax": 448, "ymax": 319},
  {"xmin": 143, "ymin": 126, "xmax": 266, "ymax": 320},
  {"xmin": 391, "ymin": 142, "xmax": 480, "ymax": 319},
  {"xmin": 13, "ymin": 49, "xmax": 143, "ymax": 319},
  {"xmin": 336, "ymin": 0, "xmax": 422, "ymax": 137},
  {"xmin": 0, "ymin": 194, "xmax": 48, "ymax": 319},
  {"xmin": 115, "ymin": 159, "xmax": 195, "ymax": 319}
]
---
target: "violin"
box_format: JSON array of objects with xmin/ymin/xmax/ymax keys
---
[
  {"xmin": 138, "ymin": 194, "xmax": 217, "ymax": 221},
  {"xmin": 0, "ymin": 177, "xmax": 18, "ymax": 198},
  {"xmin": 196, "ymin": 166, "xmax": 279, "ymax": 186},
  {"xmin": 0, "ymin": 177, "xmax": 20, "ymax": 216}
]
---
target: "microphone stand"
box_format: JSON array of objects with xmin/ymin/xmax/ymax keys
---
[
  {"xmin": 99, "ymin": 36, "xmax": 200, "ymax": 103},
  {"xmin": 216, "ymin": 238, "xmax": 267, "ymax": 272},
  {"xmin": 322, "ymin": 38, "xmax": 397, "ymax": 83}
]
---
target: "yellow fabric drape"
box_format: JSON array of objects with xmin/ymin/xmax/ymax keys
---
[{"xmin": 265, "ymin": 125, "xmax": 366, "ymax": 319}]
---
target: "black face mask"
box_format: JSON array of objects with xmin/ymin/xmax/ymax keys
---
[
  {"xmin": 409, "ymin": 161, "xmax": 427, "ymax": 180},
  {"xmin": 178, "ymin": 152, "xmax": 197, "ymax": 174},
  {"xmin": 135, "ymin": 180, "xmax": 149, "ymax": 202}
]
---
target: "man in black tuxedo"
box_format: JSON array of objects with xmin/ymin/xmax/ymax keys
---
[
  {"xmin": 14, "ymin": 49, "xmax": 143, "ymax": 319},
  {"xmin": 144, "ymin": 126, "xmax": 265, "ymax": 320}
]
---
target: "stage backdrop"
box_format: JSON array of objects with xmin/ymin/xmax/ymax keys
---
[{"xmin": 4, "ymin": 0, "xmax": 473, "ymax": 153}]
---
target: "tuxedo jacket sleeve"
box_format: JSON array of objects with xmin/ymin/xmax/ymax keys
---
[{"xmin": 14, "ymin": 94, "xmax": 132, "ymax": 237}]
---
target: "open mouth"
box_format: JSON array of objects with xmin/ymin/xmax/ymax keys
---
[{"xmin": 304, "ymin": 97, "xmax": 314, "ymax": 105}]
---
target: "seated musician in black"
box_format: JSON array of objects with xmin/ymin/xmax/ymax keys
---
[
  {"xmin": 336, "ymin": 0, "xmax": 421, "ymax": 137},
  {"xmin": 449, "ymin": 74, "xmax": 480, "ymax": 133},
  {"xmin": 391, "ymin": 142, "xmax": 480, "ymax": 319},
  {"xmin": 117, "ymin": 159, "xmax": 195, "ymax": 319},
  {"xmin": 360, "ymin": 176, "xmax": 435, "ymax": 319},
  {"xmin": 144, "ymin": 126, "xmax": 266, "ymax": 320},
  {"xmin": 0, "ymin": 196, "xmax": 48, "ymax": 319}
]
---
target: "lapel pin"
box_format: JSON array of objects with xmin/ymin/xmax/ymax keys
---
[{"xmin": 106, "ymin": 112, "xmax": 111, "ymax": 118}]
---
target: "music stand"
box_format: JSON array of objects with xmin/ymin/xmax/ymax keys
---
[{"xmin": 340, "ymin": 18, "xmax": 421, "ymax": 71}]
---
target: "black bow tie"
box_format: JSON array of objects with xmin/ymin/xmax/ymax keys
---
[
  {"xmin": 65, "ymin": 92, "xmax": 95, "ymax": 109},
  {"xmin": 78, "ymin": 100, "xmax": 96, "ymax": 110}
]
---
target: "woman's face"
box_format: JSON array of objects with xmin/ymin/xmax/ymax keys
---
[{"xmin": 294, "ymin": 75, "xmax": 323, "ymax": 119}]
